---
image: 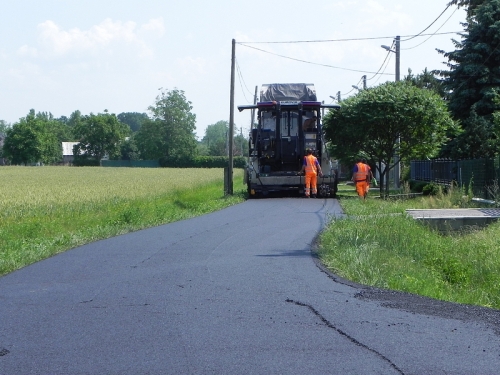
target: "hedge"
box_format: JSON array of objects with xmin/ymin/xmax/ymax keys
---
[{"xmin": 159, "ymin": 156, "xmax": 246, "ymax": 168}]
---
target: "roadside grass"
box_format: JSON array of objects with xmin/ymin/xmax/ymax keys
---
[
  {"xmin": 0, "ymin": 166, "xmax": 245, "ymax": 276},
  {"xmin": 319, "ymin": 183, "xmax": 500, "ymax": 310}
]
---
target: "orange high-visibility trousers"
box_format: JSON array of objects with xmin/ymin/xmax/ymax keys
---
[
  {"xmin": 355, "ymin": 180, "xmax": 369, "ymax": 197},
  {"xmin": 305, "ymin": 173, "xmax": 318, "ymax": 196}
]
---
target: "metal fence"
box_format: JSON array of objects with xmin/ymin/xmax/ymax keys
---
[{"xmin": 410, "ymin": 158, "xmax": 500, "ymax": 198}]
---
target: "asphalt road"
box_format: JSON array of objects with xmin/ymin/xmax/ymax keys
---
[{"xmin": 1, "ymin": 198, "xmax": 500, "ymax": 375}]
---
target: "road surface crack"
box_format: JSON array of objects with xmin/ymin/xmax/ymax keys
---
[{"xmin": 286, "ymin": 299, "xmax": 405, "ymax": 375}]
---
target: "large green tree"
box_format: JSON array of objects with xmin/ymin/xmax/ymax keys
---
[
  {"xmin": 438, "ymin": 0, "xmax": 500, "ymax": 158},
  {"xmin": 136, "ymin": 89, "xmax": 197, "ymax": 160},
  {"xmin": 202, "ymin": 120, "xmax": 228, "ymax": 156},
  {"xmin": 117, "ymin": 112, "xmax": 147, "ymax": 133},
  {"xmin": 73, "ymin": 111, "xmax": 130, "ymax": 162},
  {"xmin": 3, "ymin": 110, "xmax": 61, "ymax": 165},
  {"xmin": 323, "ymin": 81, "xmax": 456, "ymax": 196}
]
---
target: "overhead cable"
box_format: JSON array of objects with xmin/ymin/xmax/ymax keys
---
[
  {"xmin": 235, "ymin": 59, "xmax": 253, "ymax": 102},
  {"xmin": 403, "ymin": 8, "xmax": 458, "ymax": 50},
  {"xmin": 237, "ymin": 31, "xmax": 460, "ymax": 45},
  {"xmin": 367, "ymin": 41, "xmax": 395, "ymax": 82},
  {"xmin": 238, "ymin": 43, "xmax": 393, "ymax": 75},
  {"xmin": 401, "ymin": 4, "xmax": 452, "ymax": 42}
]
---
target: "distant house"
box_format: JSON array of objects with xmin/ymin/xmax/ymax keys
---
[{"xmin": 62, "ymin": 142, "xmax": 81, "ymax": 165}]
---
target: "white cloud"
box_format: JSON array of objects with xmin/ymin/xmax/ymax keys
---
[
  {"xmin": 140, "ymin": 17, "xmax": 165, "ymax": 36},
  {"xmin": 33, "ymin": 18, "xmax": 165, "ymax": 59}
]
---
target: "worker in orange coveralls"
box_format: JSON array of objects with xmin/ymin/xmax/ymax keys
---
[
  {"xmin": 300, "ymin": 149, "xmax": 323, "ymax": 198},
  {"xmin": 352, "ymin": 157, "xmax": 373, "ymax": 200}
]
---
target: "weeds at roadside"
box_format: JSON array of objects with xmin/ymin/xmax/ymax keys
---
[{"xmin": 319, "ymin": 187, "xmax": 500, "ymax": 310}]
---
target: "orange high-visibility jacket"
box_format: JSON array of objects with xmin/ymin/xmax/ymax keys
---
[
  {"xmin": 353, "ymin": 162, "xmax": 369, "ymax": 182},
  {"xmin": 304, "ymin": 154, "xmax": 319, "ymax": 175}
]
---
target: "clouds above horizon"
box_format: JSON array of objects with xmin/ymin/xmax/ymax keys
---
[{"xmin": 16, "ymin": 18, "xmax": 165, "ymax": 59}]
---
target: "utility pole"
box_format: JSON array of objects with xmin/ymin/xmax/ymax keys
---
[
  {"xmin": 381, "ymin": 36, "xmax": 401, "ymax": 190},
  {"xmin": 227, "ymin": 39, "xmax": 235, "ymax": 195},
  {"xmin": 337, "ymin": 91, "xmax": 341, "ymax": 102},
  {"xmin": 395, "ymin": 35, "xmax": 400, "ymax": 82},
  {"xmin": 362, "ymin": 75, "xmax": 367, "ymax": 89},
  {"xmin": 394, "ymin": 35, "xmax": 400, "ymax": 189}
]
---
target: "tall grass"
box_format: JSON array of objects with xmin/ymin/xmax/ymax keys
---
[
  {"xmin": 319, "ymin": 184, "xmax": 500, "ymax": 309},
  {"xmin": 0, "ymin": 166, "xmax": 245, "ymax": 276}
]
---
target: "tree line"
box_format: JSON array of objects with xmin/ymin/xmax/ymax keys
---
[
  {"xmin": 323, "ymin": 0, "xmax": 500, "ymax": 195},
  {"xmin": 0, "ymin": 89, "xmax": 248, "ymax": 165}
]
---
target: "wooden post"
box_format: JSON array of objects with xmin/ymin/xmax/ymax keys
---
[{"xmin": 228, "ymin": 39, "xmax": 236, "ymax": 195}]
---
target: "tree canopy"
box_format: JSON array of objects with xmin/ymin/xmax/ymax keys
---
[
  {"xmin": 323, "ymin": 81, "xmax": 456, "ymax": 195},
  {"xmin": 202, "ymin": 120, "xmax": 228, "ymax": 156},
  {"xmin": 438, "ymin": 0, "xmax": 500, "ymax": 158},
  {"xmin": 117, "ymin": 112, "xmax": 148, "ymax": 133},
  {"xmin": 404, "ymin": 68, "xmax": 446, "ymax": 98},
  {"xmin": 0, "ymin": 120, "xmax": 9, "ymax": 134},
  {"xmin": 2, "ymin": 110, "xmax": 62, "ymax": 165},
  {"xmin": 448, "ymin": 0, "xmax": 486, "ymax": 17},
  {"xmin": 135, "ymin": 89, "xmax": 197, "ymax": 160},
  {"xmin": 73, "ymin": 111, "xmax": 130, "ymax": 162}
]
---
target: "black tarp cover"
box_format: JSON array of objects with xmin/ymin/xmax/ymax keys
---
[{"xmin": 260, "ymin": 83, "xmax": 317, "ymax": 102}]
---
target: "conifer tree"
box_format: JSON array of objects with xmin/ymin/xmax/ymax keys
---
[{"xmin": 439, "ymin": 0, "xmax": 500, "ymax": 158}]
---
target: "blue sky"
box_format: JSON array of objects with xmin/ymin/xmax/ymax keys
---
[{"xmin": 1, "ymin": 0, "xmax": 466, "ymax": 138}]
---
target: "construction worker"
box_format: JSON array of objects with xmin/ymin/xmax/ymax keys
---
[
  {"xmin": 352, "ymin": 158, "xmax": 373, "ymax": 200},
  {"xmin": 300, "ymin": 149, "xmax": 323, "ymax": 198}
]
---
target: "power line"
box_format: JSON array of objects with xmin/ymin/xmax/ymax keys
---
[
  {"xmin": 403, "ymin": 8, "xmax": 458, "ymax": 50},
  {"xmin": 235, "ymin": 58, "xmax": 253, "ymax": 99},
  {"xmin": 236, "ymin": 31, "xmax": 460, "ymax": 45},
  {"xmin": 367, "ymin": 40, "xmax": 395, "ymax": 82},
  {"xmin": 235, "ymin": 58, "xmax": 253, "ymax": 102},
  {"xmin": 401, "ymin": 4, "xmax": 452, "ymax": 42},
  {"xmin": 237, "ymin": 43, "xmax": 393, "ymax": 75}
]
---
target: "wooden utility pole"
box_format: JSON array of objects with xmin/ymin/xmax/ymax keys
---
[
  {"xmin": 227, "ymin": 39, "xmax": 235, "ymax": 195},
  {"xmin": 394, "ymin": 35, "xmax": 401, "ymax": 189}
]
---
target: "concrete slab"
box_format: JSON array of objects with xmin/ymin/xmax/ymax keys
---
[{"xmin": 406, "ymin": 208, "xmax": 500, "ymax": 232}]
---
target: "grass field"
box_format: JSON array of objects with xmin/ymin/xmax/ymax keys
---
[
  {"xmin": 319, "ymin": 183, "xmax": 500, "ymax": 310},
  {"xmin": 0, "ymin": 166, "xmax": 245, "ymax": 276}
]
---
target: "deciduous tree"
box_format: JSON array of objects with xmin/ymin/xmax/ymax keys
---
[
  {"xmin": 136, "ymin": 89, "xmax": 197, "ymax": 160},
  {"xmin": 323, "ymin": 81, "xmax": 456, "ymax": 196},
  {"xmin": 73, "ymin": 111, "xmax": 130, "ymax": 162},
  {"xmin": 117, "ymin": 112, "xmax": 147, "ymax": 132},
  {"xmin": 202, "ymin": 121, "xmax": 228, "ymax": 156},
  {"xmin": 3, "ymin": 110, "xmax": 61, "ymax": 165}
]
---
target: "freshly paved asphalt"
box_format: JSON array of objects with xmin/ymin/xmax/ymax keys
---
[{"xmin": 1, "ymin": 198, "xmax": 500, "ymax": 374}]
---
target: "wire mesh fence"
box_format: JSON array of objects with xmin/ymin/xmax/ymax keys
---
[{"xmin": 410, "ymin": 158, "xmax": 500, "ymax": 199}]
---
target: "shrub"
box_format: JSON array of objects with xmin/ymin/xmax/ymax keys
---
[
  {"xmin": 422, "ymin": 182, "xmax": 440, "ymax": 196},
  {"xmin": 159, "ymin": 155, "xmax": 246, "ymax": 168},
  {"xmin": 409, "ymin": 180, "xmax": 427, "ymax": 193}
]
